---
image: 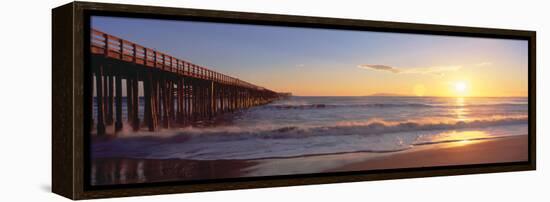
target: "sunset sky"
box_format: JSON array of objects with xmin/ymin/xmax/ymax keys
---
[{"xmin": 92, "ymin": 16, "xmax": 528, "ymax": 97}]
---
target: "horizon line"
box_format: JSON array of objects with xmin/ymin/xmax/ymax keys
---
[{"xmin": 287, "ymin": 95, "xmax": 528, "ymax": 98}]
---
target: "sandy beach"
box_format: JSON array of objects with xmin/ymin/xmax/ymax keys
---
[
  {"xmin": 91, "ymin": 135, "xmax": 528, "ymax": 185},
  {"xmin": 330, "ymin": 135, "xmax": 528, "ymax": 172}
]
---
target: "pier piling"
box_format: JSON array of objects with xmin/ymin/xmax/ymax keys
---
[{"xmin": 90, "ymin": 29, "xmax": 281, "ymax": 135}]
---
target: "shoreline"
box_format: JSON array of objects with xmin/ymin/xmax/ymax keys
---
[
  {"xmin": 90, "ymin": 135, "xmax": 528, "ymax": 186},
  {"xmin": 329, "ymin": 135, "xmax": 528, "ymax": 172}
]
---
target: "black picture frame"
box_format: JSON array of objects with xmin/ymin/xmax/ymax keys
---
[{"xmin": 52, "ymin": 1, "xmax": 536, "ymax": 200}]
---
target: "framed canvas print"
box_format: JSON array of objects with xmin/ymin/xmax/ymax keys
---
[{"xmin": 52, "ymin": 1, "xmax": 536, "ymax": 200}]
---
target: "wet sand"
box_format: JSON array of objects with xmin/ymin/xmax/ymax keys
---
[
  {"xmin": 91, "ymin": 158, "xmax": 257, "ymax": 185},
  {"xmin": 330, "ymin": 135, "xmax": 528, "ymax": 172},
  {"xmin": 91, "ymin": 135, "xmax": 528, "ymax": 186}
]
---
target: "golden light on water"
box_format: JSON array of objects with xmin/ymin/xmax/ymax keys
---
[
  {"xmin": 451, "ymin": 131, "xmax": 488, "ymax": 140},
  {"xmin": 455, "ymin": 97, "xmax": 465, "ymax": 106},
  {"xmin": 436, "ymin": 130, "xmax": 491, "ymax": 148},
  {"xmin": 453, "ymin": 97, "xmax": 469, "ymax": 122},
  {"xmin": 452, "ymin": 139, "xmax": 472, "ymax": 147}
]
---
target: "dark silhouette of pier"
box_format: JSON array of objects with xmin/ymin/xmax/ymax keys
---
[{"xmin": 90, "ymin": 29, "xmax": 280, "ymax": 135}]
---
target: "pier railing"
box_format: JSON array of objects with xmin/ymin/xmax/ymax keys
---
[{"xmin": 91, "ymin": 29, "xmax": 265, "ymax": 91}]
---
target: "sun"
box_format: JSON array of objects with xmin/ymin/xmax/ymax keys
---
[
  {"xmin": 454, "ymin": 82, "xmax": 467, "ymax": 92},
  {"xmin": 453, "ymin": 81, "xmax": 468, "ymax": 95}
]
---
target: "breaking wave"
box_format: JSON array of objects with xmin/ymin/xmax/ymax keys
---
[
  {"xmin": 167, "ymin": 115, "xmax": 527, "ymax": 138},
  {"xmin": 91, "ymin": 115, "xmax": 527, "ymax": 160}
]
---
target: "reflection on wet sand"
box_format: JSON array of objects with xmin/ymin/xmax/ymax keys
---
[{"xmin": 91, "ymin": 158, "xmax": 257, "ymax": 185}]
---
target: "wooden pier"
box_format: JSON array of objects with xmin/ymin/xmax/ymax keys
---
[{"xmin": 90, "ymin": 29, "xmax": 280, "ymax": 135}]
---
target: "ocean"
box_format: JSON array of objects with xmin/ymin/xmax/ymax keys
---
[{"xmin": 91, "ymin": 96, "xmax": 528, "ymax": 161}]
